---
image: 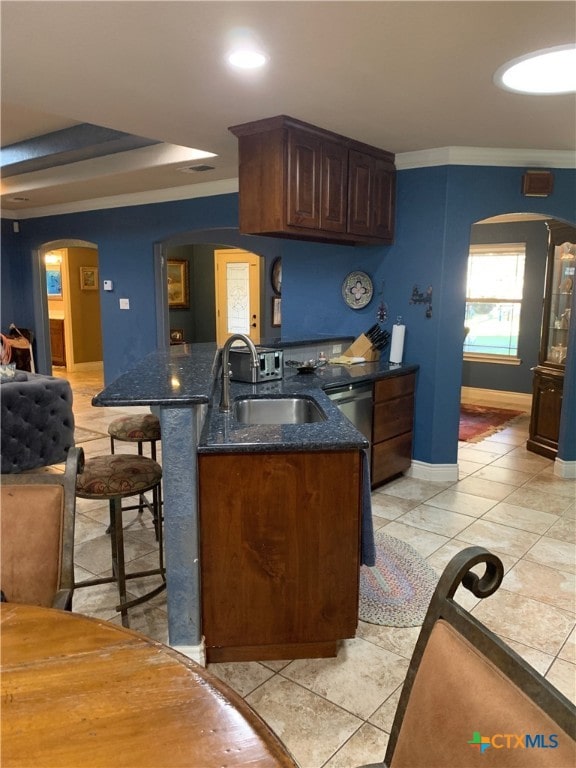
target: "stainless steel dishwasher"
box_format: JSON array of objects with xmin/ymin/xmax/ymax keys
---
[{"xmin": 326, "ymin": 382, "xmax": 373, "ymax": 456}]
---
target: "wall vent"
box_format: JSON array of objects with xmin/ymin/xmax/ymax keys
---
[{"xmin": 178, "ymin": 164, "xmax": 215, "ymax": 174}]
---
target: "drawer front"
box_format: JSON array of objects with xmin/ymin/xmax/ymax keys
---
[
  {"xmin": 373, "ymin": 394, "xmax": 414, "ymax": 443},
  {"xmin": 371, "ymin": 433, "xmax": 412, "ymax": 487},
  {"xmin": 374, "ymin": 373, "xmax": 415, "ymax": 403}
]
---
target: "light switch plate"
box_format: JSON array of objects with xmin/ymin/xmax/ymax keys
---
[
  {"xmin": 103, "ymin": 280, "xmax": 113, "ymax": 291},
  {"xmin": 119, "ymin": 298, "xmax": 130, "ymax": 310}
]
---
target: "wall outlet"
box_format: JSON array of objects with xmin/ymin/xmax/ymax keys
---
[
  {"xmin": 119, "ymin": 298, "xmax": 130, "ymax": 310},
  {"xmin": 332, "ymin": 344, "xmax": 342, "ymax": 354}
]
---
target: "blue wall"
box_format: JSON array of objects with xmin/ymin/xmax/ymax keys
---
[{"xmin": 1, "ymin": 164, "xmax": 575, "ymax": 465}]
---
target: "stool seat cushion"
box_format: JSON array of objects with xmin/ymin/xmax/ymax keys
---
[
  {"xmin": 76, "ymin": 455, "xmax": 162, "ymax": 499},
  {"xmin": 108, "ymin": 414, "xmax": 161, "ymax": 442}
]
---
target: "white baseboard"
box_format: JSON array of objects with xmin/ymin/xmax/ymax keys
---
[
  {"xmin": 171, "ymin": 640, "xmax": 206, "ymax": 667},
  {"xmin": 554, "ymin": 459, "xmax": 576, "ymax": 479},
  {"xmin": 460, "ymin": 386, "xmax": 531, "ymax": 411},
  {"xmin": 408, "ymin": 460, "xmax": 459, "ymax": 482}
]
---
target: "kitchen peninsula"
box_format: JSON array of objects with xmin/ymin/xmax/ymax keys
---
[{"xmin": 93, "ymin": 340, "xmax": 417, "ymax": 662}]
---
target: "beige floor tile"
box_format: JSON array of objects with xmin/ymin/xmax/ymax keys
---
[
  {"xmin": 504, "ymin": 485, "xmax": 574, "ymax": 515},
  {"xmin": 368, "ymin": 685, "xmax": 402, "ymax": 734},
  {"xmin": 503, "ymin": 559, "xmax": 576, "ymax": 614},
  {"xmin": 457, "ymin": 459, "xmax": 486, "ymax": 478},
  {"xmin": 456, "ymin": 519, "xmax": 540, "ymax": 559},
  {"xmin": 323, "ymin": 722, "xmax": 388, "ymax": 768},
  {"xmin": 396, "ymin": 504, "xmax": 475, "ymax": 538},
  {"xmin": 458, "ymin": 444, "xmax": 512, "ymax": 462},
  {"xmin": 370, "ymin": 493, "xmax": 419, "ymax": 520},
  {"xmin": 424, "ymin": 488, "xmax": 496, "ymax": 517},
  {"xmin": 545, "ymin": 516, "xmax": 576, "ymax": 543},
  {"xmin": 245, "ymin": 676, "xmax": 363, "ymax": 768},
  {"xmin": 524, "ymin": 536, "xmax": 576, "ymax": 575},
  {"xmin": 355, "ymin": 623, "xmax": 420, "ymax": 661},
  {"xmin": 545, "ymin": 657, "xmax": 576, "ymax": 704},
  {"xmin": 71, "ymin": 581, "xmax": 120, "ymax": 621},
  {"xmin": 377, "ymin": 477, "xmax": 452, "ymax": 503},
  {"xmin": 491, "ymin": 453, "xmax": 551, "ymax": 473},
  {"xmin": 483, "ymin": 501, "xmax": 559, "ymax": 534},
  {"xmin": 207, "ymin": 661, "xmax": 276, "ymax": 697},
  {"xmin": 470, "ymin": 464, "xmax": 535, "ymax": 487},
  {"xmin": 472, "ymin": 589, "xmax": 575, "ymax": 656},
  {"xmin": 453, "ymin": 476, "xmax": 516, "ymax": 501},
  {"xmin": 505, "ymin": 639, "xmax": 554, "ymax": 676},
  {"xmin": 558, "ymin": 628, "xmax": 576, "ymax": 664},
  {"xmin": 522, "ymin": 474, "xmax": 576, "ymax": 501},
  {"xmin": 376, "ymin": 521, "xmax": 448, "ymax": 558},
  {"xmin": 281, "ymin": 638, "xmax": 409, "ymax": 720},
  {"xmin": 108, "ymin": 602, "xmax": 169, "ymax": 643}
]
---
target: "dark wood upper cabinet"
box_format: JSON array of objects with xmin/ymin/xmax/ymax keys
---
[{"xmin": 229, "ymin": 115, "xmax": 395, "ymax": 246}]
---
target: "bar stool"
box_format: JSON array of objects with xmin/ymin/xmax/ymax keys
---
[
  {"xmin": 75, "ymin": 454, "xmax": 165, "ymax": 627},
  {"xmin": 108, "ymin": 413, "xmax": 161, "ymax": 460},
  {"xmin": 108, "ymin": 413, "xmax": 162, "ymax": 534}
]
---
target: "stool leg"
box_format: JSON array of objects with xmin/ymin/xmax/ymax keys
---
[
  {"xmin": 110, "ymin": 496, "xmax": 129, "ymax": 628},
  {"xmin": 154, "ymin": 481, "xmax": 164, "ymax": 571}
]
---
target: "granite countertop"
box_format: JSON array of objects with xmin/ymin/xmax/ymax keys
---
[{"xmin": 93, "ymin": 342, "xmax": 418, "ymax": 454}]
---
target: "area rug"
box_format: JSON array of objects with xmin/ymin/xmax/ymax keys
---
[
  {"xmin": 74, "ymin": 426, "xmax": 108, "ymax": 443},
  {"xmin": 359, "ymin": 531, "xmax": 438, "ymax": 627},
  {"xmin": 459, "ymin": 403, "xmax": 525, "ymax": 443}
]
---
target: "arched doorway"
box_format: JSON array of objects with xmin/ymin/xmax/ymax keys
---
[{"xmin": 35, "ymin": 239, "xmax": 103, "ymax": 378}]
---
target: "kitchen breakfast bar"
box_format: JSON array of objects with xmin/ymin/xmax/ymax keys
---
[{"xmin": 93, "ymin": 340, "xmax": 417, "ymax": 661}]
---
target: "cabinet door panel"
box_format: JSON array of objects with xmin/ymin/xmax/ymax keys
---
[
  {"xmin": 372, "ymin": 433, "xmax": 412, "ymax": 486},
  {"xmin": 321, "ymin": 140, "xmax": 348, "ymax": 232},
  {"xmin": 373, "ymin": 395, "xmax": 414, "ymax": 443},
  {"xmin": 347, "ymin": 150, "xmax": 372, "ymax": 235},
  {"xmin": 374, "ymin": 373, "xmax": 415, "ymax": 403},
  {"xmin": 199, "ymin": 452, "xmax": 360, "ymax": 650},
  {"xmin": 287, "ymin": 129, "xmax": 322, "ymax": 229},
  {"xmin": 371, "ymin": 162, "xmax": 396, "ymax": 241}
]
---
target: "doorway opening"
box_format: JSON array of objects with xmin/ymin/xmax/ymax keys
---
[
  {"xmin": 460, "ymin": 213, "xmax": 553, "ymax": 440},
  {"xmin": 39, "ymin": 240, "xmax": 103, "ymax": 382}
]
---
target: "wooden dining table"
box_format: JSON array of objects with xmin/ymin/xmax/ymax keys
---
[{"xmin": 0, "ymin": 603, "xmax": 298, "ymax": 768}]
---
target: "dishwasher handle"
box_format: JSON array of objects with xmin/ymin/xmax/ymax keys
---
[{"xmin": 326, "ymin": 384, "xmax": 373, "ymax": 405}]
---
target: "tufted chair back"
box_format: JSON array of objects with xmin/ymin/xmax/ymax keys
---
[{"xmin": 1, "ymin": 373, "xmax": 75, "ymax": 473}]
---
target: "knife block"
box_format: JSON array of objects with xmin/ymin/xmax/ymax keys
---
[{"xmin": 343, "ymin": 334, "xmax": 380, "ymax": 362}]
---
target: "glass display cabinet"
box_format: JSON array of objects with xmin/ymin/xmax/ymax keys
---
[{"xmin": 528, "ymin": 221, "xmax": 575, "ymax": 458}]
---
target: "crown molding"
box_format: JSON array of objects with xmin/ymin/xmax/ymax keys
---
[
  {"xmin": 395, "ymin": 146, "xmax": 576, "ymax": 170},
  {"xmin": 2, "ymin": 147, "xmax": 575, "ymax": 220}
]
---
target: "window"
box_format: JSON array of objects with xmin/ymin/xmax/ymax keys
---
[{"xmin": 463, "ymin": 243, "xmax": 526, "ymax": 363}]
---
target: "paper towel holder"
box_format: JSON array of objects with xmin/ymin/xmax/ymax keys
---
[{"xmin": 410, "ymin": 284, "xmax": 433, "ymax": 318}]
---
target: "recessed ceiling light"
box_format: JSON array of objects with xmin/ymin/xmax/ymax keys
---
[
  {"xmin": 495, "ymin": 44, "xmax": 576, "ymax": 95},
  {"xmin": 227, "ymin": 48, "xmax": 267, "ymax": 70}
]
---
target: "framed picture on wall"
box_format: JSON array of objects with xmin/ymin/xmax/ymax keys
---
[
  {"xmin": 80, "ymin": 266, "xmax": 98, "ymax": 290},
  {"xmin": 167, "ymin": 259, "xmax": 190, "ymax": 309},
  {"xmin": 272, "ymin": 296, "xmax": 281, "ymax": 327},
  {"xmin": 46, "ymin": 266, "xmax": 62, "ymax": 298},
  {"xmin": 170, "ymin": 328, "xmax": 184, "ymax": 343}
]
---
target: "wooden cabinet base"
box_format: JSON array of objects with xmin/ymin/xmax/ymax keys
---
[
  {"xmin": 207, "ymin": 640, "xmax": 338, "ymax": 664},
  {"xmin": 199, "ymin": 451, "xmax": 361, "ymax": 660}
]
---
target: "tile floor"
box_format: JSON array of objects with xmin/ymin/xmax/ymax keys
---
[{"xmin": 58, "ymin": 368, "xmax": 575, "ymax": 768}]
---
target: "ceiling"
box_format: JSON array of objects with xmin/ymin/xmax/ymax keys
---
[{"xmin": 1, "ymin": 1, "xmax": 575, "ymax": 216}]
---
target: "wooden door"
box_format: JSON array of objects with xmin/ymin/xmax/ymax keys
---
[{"xmin": 214, "ymin": 249, "xmax": 261, "ymax": 347}]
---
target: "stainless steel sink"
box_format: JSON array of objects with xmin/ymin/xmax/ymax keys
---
[{"xmin": 233, "ymin": 396, "xmax": 327, "ymax": 425}]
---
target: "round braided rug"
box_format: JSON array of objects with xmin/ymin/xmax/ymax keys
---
[{"xmin": 359, "ymin": 531, "xmax": 438, "ymax": 627}]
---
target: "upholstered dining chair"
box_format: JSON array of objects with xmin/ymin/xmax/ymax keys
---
[
  {"xmin": 1, "ymin": 447, "xmax": 83, "ymax": 611},
  {"xmin": 358, "ymin": 546, "xmax": 575, "ymax": 768}
]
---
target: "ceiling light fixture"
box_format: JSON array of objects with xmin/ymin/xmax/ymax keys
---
[
  {"xmin": 495, "ymin": 44, "xmax": 576, "ymax": 94},
  {"xmin": 227, "ymin": 48, "xmax": 267, "ymax": 70}
]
